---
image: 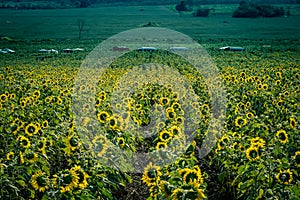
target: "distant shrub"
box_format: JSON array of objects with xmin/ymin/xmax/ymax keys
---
[
  {"xmin": 193, "ymin": 8, "xmax": 210, "ymax": 17},
  {"xmin": 175, "ymin": 1, "xmax": 188, "ymax": 12},
  {"xmin": 233, "ymin": 1, "xmax": 285, "ymax": 18}
]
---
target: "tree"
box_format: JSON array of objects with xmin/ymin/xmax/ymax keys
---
[
  {"xmin": 77, "ymin": 19, "xmax": 85, "ymax": 40},
  {"xmin": 175, "ymin": 1, "xmax": 187, "ymax": 12}
]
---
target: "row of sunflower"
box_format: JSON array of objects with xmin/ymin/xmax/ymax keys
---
[{"xmin": 1, "ymin": 44, "xmax": 299, "ymax": 199}]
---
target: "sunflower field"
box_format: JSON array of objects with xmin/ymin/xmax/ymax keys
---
[{"xmin": 0, "ymin": 39, "xmax": 299, "ymax": 200}]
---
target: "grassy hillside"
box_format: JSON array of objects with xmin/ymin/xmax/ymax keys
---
[{"xmin": 0, "ymin": 5, "xmax": 299, "ymax": 41}]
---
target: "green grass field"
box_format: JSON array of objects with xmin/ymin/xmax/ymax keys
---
[{"xmin": 0, "ymin": 5, "xmax": 299, "ymax": 41}]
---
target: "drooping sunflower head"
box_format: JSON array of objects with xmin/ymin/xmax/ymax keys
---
[
  {"xmin": 71, "ymin": 165, "xmax": 89, "ymax": 189},
  {"xmin": 141, "ymin": 162, "xmax": 162, "ymax": 187},
  {"xmin": 182, "ymin": 166, "xmax": 203, "ymax": 184}
]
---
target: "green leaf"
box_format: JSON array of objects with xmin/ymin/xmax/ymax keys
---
[
  {"xmin": 16, "ymin": 180, "xmax": 26, "ymax": 187},
  {"xmin": 218, "ymin": 171, "xmax": 227, "ymax": 182},
  {"xmin": 255, "ymin": 188, "xmax": 264, "ymax": 200},
  {"xmin": 238, "ymin": 165, "xmax": 245, "ymax": 175},
  {"xmin": 101, "ymin": 188, "xmax": 113, "ymax": 199}
]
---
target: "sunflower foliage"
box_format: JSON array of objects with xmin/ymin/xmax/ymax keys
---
[{"xmin": 0, "ymin": 41, "xmax": 299, "ymax": 200}]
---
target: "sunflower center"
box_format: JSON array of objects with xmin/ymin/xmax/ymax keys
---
[
  {"xmin": 250, "ymin": 150, "xmax": 258, "ymax": 158},
  {"xmin": 147, "ymin": 169, "xmax": 156, "ymax": 179},
  {"xmin": 37, "ymin": 175, "xmax": 47, "ymax": 187},
  {"xmin": 185, "ymin": 172, "xmax": 198, "ymax": 182},
  {"xmin": 162, "ymin": 133, "xmax": 170, "ymax": 140},
  {"xmin": 63, "ymin": 174, "xmax": 73, "ymax": 185},
  {"xmin": 295, "ymin": 155, "xmax": 300, "ymax": 164},
  {"xmin": 100, "ymin": 113, "xmax": 107, "ymax": 121},
  {"xmin": 28, "ymin": 126, "xmax": 36, "ymax": 134},
  {"xmin": 70, "ymin": 137, "xmax": 79, "ymax": 147},
  {"xmin": 279, "ymin": 173, "xmax": 289, "ymax": 182},
  {"xmin": 279, "ymin": 133, "xmax": 286, "ymax": 141},
  {"xmin": 22, "ymin": 140, "xmax": 28, "ymax": 146}
]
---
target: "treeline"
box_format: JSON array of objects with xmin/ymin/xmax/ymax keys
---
[
  {"xmin": 232, "ymin": 1, "xmax": 287, "ymax": 17},
  {"xmin": 0, "ymin": 0, "xmax": 300, "ymax": 9}
]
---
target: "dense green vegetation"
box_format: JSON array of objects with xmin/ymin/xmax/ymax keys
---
[{"xmin": 233, "ymin": 1, "xmax": 286, "ymax": 18}]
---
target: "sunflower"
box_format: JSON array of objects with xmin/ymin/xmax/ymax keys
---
[
  {"xmin": 235, "ymin": 116, "xmax": 247, "ymax": 128},
  {"xmin": 176, "ymin": 116, "xmax": 184, "ymax": 125},
  {"xmin": 171, "ymin": 188, "xmax": 184, "ymax": 200},
  {"xmin": 276, "ymin": 130, "xmax": 288, "ymax": 144},
  {"xmin": 160, "ymin": 97, "xmax": 170, "ymax": 106},
  {"xmin": 250, "ymin": 137, "xmax": 265, "ymax": 148},
  {"xmin": 32, "ymin": 90, "xmax": 41, "ymax": 99},
  {"xmin": 97, "ymin": 111, "xmax": 109, "ymax": 124},
  {"xmin": 24, "ymin": 151, "xmax": 38, "ymax": 163},
  {"xmin": 17, "ymin": 135, "xmax": 31, "ymax": 149},
  {"xmin": 108, "ymin": 116, "xmax": 118, "ymax": 130},
  {"xmin": 292, "ymin": 151, "xmax": 300, "ymax": 167},
  {"xmin": 159, "ymin": 180, "xmax": 172, "ymax": 197},
  {"xmin": 25, "ymin": 123, "xmax": 39, "ymax": 136},
  {"xmin": 117, "ymin": 137, "xmax": 125, "ymax": 148},
  {"xmin": 171, "ymin": 102, "xmax": 181, "ymax": 110},
  {"xmin": 289, "ymin": 117, "xmax": 296, "ymax": 129},
  {"xmin": 181, "ymin": 166, "xmax": 203, "ymax": 184},
  {"xmin": 41, "ymin": 120, "xmax": 49, "ymax": 129},
  {"xmin": 19, "ymin": 151, "xmax": 24, "ymax": 164},
  {"xmin": 6, "ymin": 151, "xmax": 14, "ymax": 160},
  {"xmin": 166, "ymin": 108, "xmax": 176, "ymax": 120},
  {"xmin": 71, "ymin": 165, "xmax": 89, "ymax": 189},
  {"xmin": 246, "ymin": 146, "xmax": 260, "ymax": 161},
  {"xmin": 185, "ymin": 141, "xmax": 196, "ymax": 156},
  {"xmin": 141, "ymin": 162, "xmax": 162, "ymax": 187},
  {"xmin": 91, "ymin": 135, "xmax": 108, "ymax": 158},
  {"xmin": 37, "ymin": 137, "xmax": 47, "ymax": 154},
  {"xmin": 216, "ymin": 134, "xmax": 229, "ymax": 151},
  {"xmin": 170, "ymin": 125, "xmax": 181, "ymax": 136},
  {"xmin": 0, "ymin": 94, "xmax": 8, "ymax": 102},
  {"xmin": 262, "ymin": 84, "xmax": 268, "ymax": 90},
  {"xmin": 98, "ymin": 91, "xmax": 107, "ymax": 101},
  {"xmin": 20, "ymin": 100, "xmax": 27, "ymax": 109},
  {"xmin": 276, "ymin": 169, "xmax": 293, "ymax": 185},
  {"xmin": 156, "ymin": 141, "xmax": 167, "ymax": 150},
  {"xmin": 31, "ymin": 170, "xmax": 49, "ymax": 192},
  {"xmin": 246, "ymin": 112, "xmax": 254, "ymax": 119},
  {"xmin": 171, "ymin": 182, "xmax": 206, "ymax": 200},
  {"xmin": 53, "ymin": 169, "xmax": 79, "ymax": 193},
  {"xmin": 67, "ymin": 134, "xmax": 80, "ymax": 151},
  {"xmin": 159, "ymin": 130, "xmax": 172, "ymax": 142}
]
